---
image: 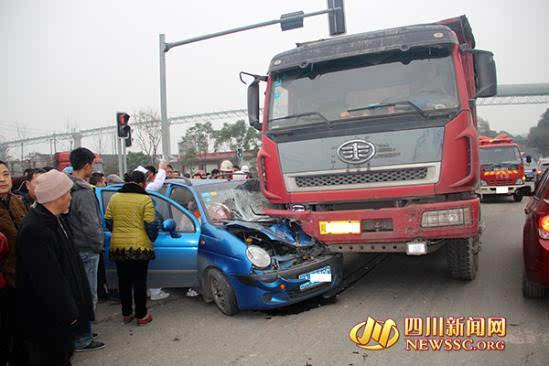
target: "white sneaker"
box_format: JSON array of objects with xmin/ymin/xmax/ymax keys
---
[
  {"xmin": 186, "ymin": 288, "xmax": 199, "ymax": 297},
  {"xmin": 150, "ymin": 288, "xmax": 170, "ymax": 301}
]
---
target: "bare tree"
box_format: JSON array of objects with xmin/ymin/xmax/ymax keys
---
[{"xmin": 133, "ymin": 109, "xmax": 162, "ymax": 165}]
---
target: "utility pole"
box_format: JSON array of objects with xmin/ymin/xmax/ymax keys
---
[{"xmin": 158, "ymin": 3, "xmax": 345, "ymax": 159}]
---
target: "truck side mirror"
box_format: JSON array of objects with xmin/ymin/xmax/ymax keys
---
[
  {"xmin": 473, "ymin": 50, "xmax": 497, "ymax": 98},
  {"xmin": 247, "ymin": 79, "xmax": 262, "ymax": 130},
  {"xmin": 526, "ymin": 155, "xmax": 532, "ymax": 164}
]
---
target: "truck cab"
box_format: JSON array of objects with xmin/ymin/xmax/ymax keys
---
[
  {"xmin": 246, "ymin": 15, "xmax": 496, "ymax": 280},
  {"xmin": 477, "ymin": 135, "xmax": 529, "ymax": 201}
]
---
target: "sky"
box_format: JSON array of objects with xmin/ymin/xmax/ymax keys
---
[{"xmin": 1, "ymin": 0, "xmax": 548, "ymax": 155}]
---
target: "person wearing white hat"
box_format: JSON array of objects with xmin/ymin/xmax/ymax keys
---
[
  {"xmin": 135, "ymin": 161, "xmax": 171, "ymax": 301},
  {"xmin": 16, "ymin": 169, "xmax": 98, "ymax": 363}
]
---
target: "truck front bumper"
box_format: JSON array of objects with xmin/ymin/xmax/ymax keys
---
[
  {"xmin": 264, "ymin": 198, "xmax": 480, "ymax": 251},
  {"xmin": 476, "ymin": 185, "xmax": 524, "ymax": 195}
]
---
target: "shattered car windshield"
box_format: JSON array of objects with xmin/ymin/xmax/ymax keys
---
[{"xmin": 194, "ymin": 180, "xmax": 274, "ymax": 224}]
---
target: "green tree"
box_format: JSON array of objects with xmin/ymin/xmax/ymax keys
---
[
  {"xmin": 213, "ymin": 120, "xmax": 261, "ymax": 154},
  {"xmin": 478, "ymin": 117, "xmax": 497, "ymax": 138},
  {"xmin": 179, "ymin": 122, "xmax": 214, "ymax": 163},
  {"xmin": 528, "ymin": 108, "xmax": 549, "ymax": 156},
  {"xmin": 126, "ymin": 151, "xmax": 151, "ymax": 171}
]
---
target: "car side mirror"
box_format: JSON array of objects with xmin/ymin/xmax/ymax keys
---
[
  {"xmin": 526, "ymin": 155, "xmax": 532, "ymax": 164},
  {"xmin": 162, "ymin": 219, "xmax": 181, "ymax": 238}
]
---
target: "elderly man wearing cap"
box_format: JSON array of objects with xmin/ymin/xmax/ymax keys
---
[{"xmin": 16, "ymin": 169, "xmax": 96, "ymax": 365}]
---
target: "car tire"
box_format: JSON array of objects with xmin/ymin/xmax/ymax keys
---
[
  {"xmin": 522, "ymin": 273, "xmax": 545, "ymax": 298},
  {"xmin": 208, "ymin": 269, "xmax": 239, "ymax": 316},
  {"xmin": 513, "ymin": 192, "xmax": 523, "ymax": 202},
  {"xmin": 446, "ymin": 237, "xmax": 480, "ymax": 281}
]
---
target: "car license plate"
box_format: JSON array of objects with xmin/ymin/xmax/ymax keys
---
[
  {"xmin": 319, "ymin": 220, "xmax": 361, "ymax": 234},
  {"xmin": 299, "ymin": 266, "xmax": 332, "ymax": 290},
  {"xmin": 496, "ymin": 187, "xmax": 509, "ymax": 194}
]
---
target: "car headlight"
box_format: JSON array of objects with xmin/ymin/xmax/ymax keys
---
[
  {"xmin": 515, "ymin": 179, "xmax": 523, "ymax": 185},
  {"xmin": 246, "ymin": 245, "xmax": 271, "ymax": 269},
  {"xmin": 480, "ymin": 180, "xmax": 487, "ymax": 186}
]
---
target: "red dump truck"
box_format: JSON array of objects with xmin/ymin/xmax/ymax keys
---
[
  {"xmin": 245, "ymin": 15, "xmax": 497, "ymax": 280},
  {"xmin": 477, "ymin": 134, "xmax": 530, "ymax": 201}
]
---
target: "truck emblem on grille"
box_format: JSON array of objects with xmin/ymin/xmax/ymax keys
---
[{"xmin": 336, "ymin": 139, "xmax": 376, "ymax": 164}]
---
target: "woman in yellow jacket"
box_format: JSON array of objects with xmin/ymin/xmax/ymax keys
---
[{"xmin": 104, "ymin": 171, "xmax": 158, "ymax": 325}]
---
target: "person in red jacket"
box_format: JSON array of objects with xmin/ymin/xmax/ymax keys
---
[{"xmin": 0, "ymin": 160, "xmax": 28, "ymax": 366}]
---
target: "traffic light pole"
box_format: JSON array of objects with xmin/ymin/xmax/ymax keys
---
[
  {"xmin": 158, "ymin": 3, "xmax": 345, "ymax": 159},
  {"xmin": 159, "ymin": 34, "xmax": 169, "ymax": 161},
  {"xmin": 117, "ymin": 136, "xmax": 123, "ymax": 177}
]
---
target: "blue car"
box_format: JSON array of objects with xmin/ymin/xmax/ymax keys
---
[{"xmin": 96, "ymin": 179, "xmax": 343, "ymax": 315}]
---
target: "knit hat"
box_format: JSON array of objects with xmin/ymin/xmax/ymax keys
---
[{"xmin": 35, "ymin": 169, "xmax": 74, "ymax": 204}]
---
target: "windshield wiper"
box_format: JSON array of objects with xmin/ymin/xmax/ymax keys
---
[
  {"xmin": 347, "ymin": 101, "xmax": 428, "ymax": 119},
  {"xmin": 269, "ymin": 112, "xmax": 328, "ymax": 125}
]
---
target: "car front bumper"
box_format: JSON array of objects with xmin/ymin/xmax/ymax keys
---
[{"xmin": 233, "ymin": 253, "xmax": 343, "ymax": 310}]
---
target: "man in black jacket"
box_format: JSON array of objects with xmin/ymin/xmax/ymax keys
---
[{"xmin": 16, "ymin": 169, "xmax": 97, "ymax": 365}]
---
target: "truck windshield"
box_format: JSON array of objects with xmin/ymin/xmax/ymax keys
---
[
  {"xmin": 268, "ymin": 47, "xmax": 458, "ymax": 130},
  {"xmin": 480, "ymin": 146, "xmax": 522, "ymax": 165}
]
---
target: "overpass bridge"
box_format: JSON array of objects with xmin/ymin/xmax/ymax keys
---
[{"xmin": 1, "ymin": 83, "xmax": 548, "ymax": 158}]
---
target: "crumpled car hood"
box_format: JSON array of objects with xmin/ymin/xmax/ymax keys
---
[{"xmin": 223, "ymin": 220, "xmax": 315, "ymax": 247}]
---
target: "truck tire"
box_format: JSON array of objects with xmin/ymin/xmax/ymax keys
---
[
  {"xmin": 446, "ymin": 237, "xmax": 480, "ymax": 281},
  {"xmin": 513, "ymin": 192, "xmax": 523, "ymax": 202},
  {"xmin": 522, "ymin": 272, "xmax": 545, "ymax": 298},
  {"xmin": 207, "ymin": 269, "xmax": 239, "ymax": 316}
]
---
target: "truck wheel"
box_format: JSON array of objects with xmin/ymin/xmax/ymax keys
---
[
  {"xmin": 522, "ymin": 272, "xmax": 545, "ymax": 298},
  {"xmin": 513, "ymin": 192, "xmax": 523, "ymax": 202},
  {"xmin": 446, "ymin": 237, "xmax": 480, "ymax": 281},
  {"xmin": 207, "ymin": 269, "xmax": 239, "ymax": 316}
]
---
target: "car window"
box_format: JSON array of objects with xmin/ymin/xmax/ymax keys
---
[
  {"xmin": 169, "ymin": 186, "xmax": 196, "ymax": 211},
  {"xmin": 150, "ymin": 194, "xmax": 195, "ymax": 233},
  {"xmin": 101, "ymin": 190, "xmax": 117, "ymax": 212},
  {"xmin": 170, "ymin": 205, "xmax": 195, "ymax": 232}
]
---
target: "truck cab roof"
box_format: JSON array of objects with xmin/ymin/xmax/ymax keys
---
[{"xmin": 269, "ymin": 15, "xmax": 473, "ymax": 73}]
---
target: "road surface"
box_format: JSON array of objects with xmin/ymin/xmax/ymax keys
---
[{"xmin": 74, "ymin": 198, "xmax": 549, "ymax": 366}]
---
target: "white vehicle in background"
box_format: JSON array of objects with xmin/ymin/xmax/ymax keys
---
[{"xmin": 535, "ymin": 158, "xmax": 549, "ymax": 186}]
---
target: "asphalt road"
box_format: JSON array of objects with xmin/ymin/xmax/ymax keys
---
[{"xmin": 74, "ymin": 197, "xmax": 548, "ymax": 366}]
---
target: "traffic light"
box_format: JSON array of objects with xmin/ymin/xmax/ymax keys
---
[
  {"xmin": 125, "ymin": 128, "xmax": 132, "ymax": 147},
  {"xmin": 327, "ymin": 0, "xmax": 346, "ymax": 36},
  {"xmin": 116, "ymin": 112, "xmax": 130, "ymax": 138}
]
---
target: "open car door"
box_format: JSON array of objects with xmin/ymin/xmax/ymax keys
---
[{"xmin": 96, "ymin": 187, "xmax": 201, "ymax": 289}]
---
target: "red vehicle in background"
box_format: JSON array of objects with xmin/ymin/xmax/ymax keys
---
[
  {"xmin": 522, "ymin": 169, "xmax": 549, "ymax": 298},
  {"xmin": 53, "ymin": 151, "xmax": 103, "ymax": 172},
  {"xmin": 476, "ymin": 134, "xmax": 530, "ymax": 202},
  {"xmin": 246, "ymin": 16, "xmax": 497, "ymax": 280}
]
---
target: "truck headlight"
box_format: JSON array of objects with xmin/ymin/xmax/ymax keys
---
[
  {"xmin": 515, "ymin": 179, "xmax": 523, "ymax": 185},
  {"xmin": 246, "ymin": 245, "xmax": 271, "ymax": 269},
  {"xmin": 421, "ymin": 208, "xmax": 472, "ymax": 228},
  {"xmin": 480, "ymin": 180, "xmax": 487, "ymax": 186}
]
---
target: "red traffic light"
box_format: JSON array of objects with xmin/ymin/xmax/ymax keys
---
[{"xmin": 116, "ymin": 112, "xmax": 131, "ymax": 138}]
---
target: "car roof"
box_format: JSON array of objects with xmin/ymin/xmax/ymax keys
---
[{"xmin": 165, "ymin": 178, "xmax": 230, "ymax": 187}]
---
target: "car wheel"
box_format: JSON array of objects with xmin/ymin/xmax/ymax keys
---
[
  {"xmin": 513, "ymin": 192, "xmax": 523, "ymax": 202},
  {"xmin": 522, "ymin": 272, "xmax": 545, "ymax": 298},
  {"xmin": 446, "ymin": 237, "xmax": 480, "ymax": 281},
  {"xmin": 208, "ymin": 269, "xmax": 239, "ymax": 316}
]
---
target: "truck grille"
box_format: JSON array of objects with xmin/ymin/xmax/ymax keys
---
[
  {"xmin": 485, "ymin": 178, "xmax": 514, "ymax": 186},
  {"xmin": 295, "ymin": 167, "xmax": 428, "ymax": 188}
]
